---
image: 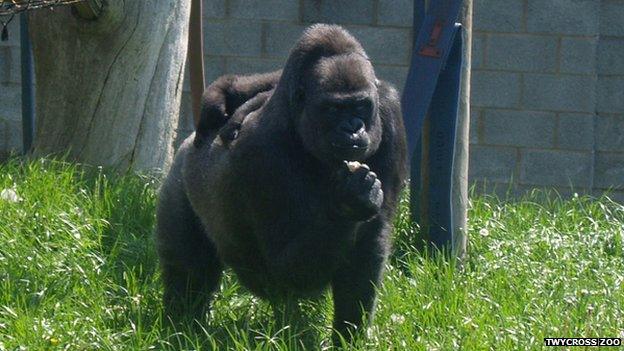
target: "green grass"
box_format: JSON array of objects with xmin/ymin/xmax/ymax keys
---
[{"xmin": 0, "ymin": 158, "xmax": 623, "ymax": 350}]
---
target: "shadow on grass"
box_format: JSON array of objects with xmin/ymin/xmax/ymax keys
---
[
  {"xmin": 75, "ymin": 165, "xmax": 329, "ymax": 349},
  {"xmin": 160, "ymin": 298, "xmax": 328, "ymax": 350}
]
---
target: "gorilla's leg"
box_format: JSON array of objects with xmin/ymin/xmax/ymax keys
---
[
  {"xmin": 158, "ymin": 220, "xmax": 222, "ymax": 323},
  {"xmin": 331, "ymin": 220, "xmax": 389, "ymax": 343},
  {"xmin": 156, "ymin": 159, "xmax": 223, "ymax": 322}
]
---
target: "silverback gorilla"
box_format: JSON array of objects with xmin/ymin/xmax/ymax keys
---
[{"xmin": 156, "ymin": 24, "xmax": 408, "ymax": 342}]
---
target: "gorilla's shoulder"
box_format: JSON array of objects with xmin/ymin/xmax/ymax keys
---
[
  {"xmin": 177, "ymin": 133, "xmax": 197, "ymax": 158},
  {"xmin": 376, "ymin": 79, "xmax": 401, "ymax": 124},
  {"xmin": 377, "ymin": 79, "xmax": 400, "ymax": 101},
  {"xmin": 159, "ymin": 133, "xmax": 195, "ymax": 200},
  {"xmin": 375, "ymin": 79, "xmax": 406, "ymax": 153},
  {"xmin": 167, "ymin": 134, "xmax": 195, "ymax": 179}
]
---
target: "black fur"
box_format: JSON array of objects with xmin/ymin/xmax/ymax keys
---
[
  {"xmin": 156, "ymin": 24, "xmax": 408, "ymax": 342},
  {"xmin": 195, "ymin": 71, "xmax": 280, "ymax": 147}
]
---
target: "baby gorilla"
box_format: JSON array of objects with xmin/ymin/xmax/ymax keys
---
[{"xmin": 156, "ymin": 24, "xmax": 407, "ymax": 342}]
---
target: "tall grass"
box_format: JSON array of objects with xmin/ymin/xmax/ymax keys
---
[{"xmin": 0, "ymin": 158, "xmax": 622, "ymax": 350}]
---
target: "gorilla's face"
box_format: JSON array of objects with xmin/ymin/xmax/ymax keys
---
[{"xmin": 297, "ymin": 54, "xmax": 382, "ymax": 165}]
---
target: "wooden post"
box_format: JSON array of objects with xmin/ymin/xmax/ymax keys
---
[
  {"xmin": 452, "ymin": 0, "xmax": 472, "ymax": 261},
  {"xmin": 188, "ymin": 0, "xmax": 205, "ymax": 128}
]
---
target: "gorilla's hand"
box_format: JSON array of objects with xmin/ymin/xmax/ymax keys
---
[{"xmin": 333, "ymin": 161, "xmax": 384, "ymax": 221}]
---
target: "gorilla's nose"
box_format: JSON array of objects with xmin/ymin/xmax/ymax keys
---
[{"xmin": 339, "ymin": 118, "xmax": 365, "ymax": 134}]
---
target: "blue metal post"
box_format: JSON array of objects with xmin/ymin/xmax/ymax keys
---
[
  {"xmin": 402, "ymin": 0, "xmax": 464, "ymax": 251},
  {"xmin": 20, "ymin": 13, "xmax": 35, "ymax": 154}
]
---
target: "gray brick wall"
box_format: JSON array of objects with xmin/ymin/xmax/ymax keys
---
[
  {"xmin": 1, "ymin": 0, "xmax": 623, "ymax": 202},
  {"xmin": 175, "ymin": 0, "xmax": 413, "ymax": 141},
  {"xmin": 471, "ymin": 0, "xmax": 624, "ymax": 202},
  {"xmin": 595, "ymin": 0, "xmax": 624, "ymax": 202}
]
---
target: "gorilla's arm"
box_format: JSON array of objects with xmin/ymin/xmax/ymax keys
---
[
  {"xmin": 156, "ymin": 140, "xmax": 223, "ymax": 320},
  {"xmin": 367, "ymin": 80, "xmax": 409, "ymax": 210},
  {"xmin": 331, "ymin": 218, "xmax": 390, "ymax": 343},
  {"xmin": 253, "ymin": 80, "xmax": 407, "ymax": 302},
  {"xmin": 196, "ymin": 71, "xmax": 281, "ymax": 143},
  {"xmin": 331, "ymin": 80, "xmax": 407, "ymax": 341}
]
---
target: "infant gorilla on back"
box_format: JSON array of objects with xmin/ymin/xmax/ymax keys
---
[{"xmin": 156, "ymin": 24, "xmax": 408, "ymax": 342}]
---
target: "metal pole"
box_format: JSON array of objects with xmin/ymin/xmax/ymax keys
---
[{"xmin": 20, "ymin": 12, "xmax": 35, "ymax": 155}]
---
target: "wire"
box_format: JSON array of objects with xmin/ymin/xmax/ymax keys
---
[{"xmin": 0, "ymin": 0, "xmax": 85, "ymax": 16}]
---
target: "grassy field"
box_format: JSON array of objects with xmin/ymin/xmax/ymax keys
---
[{"xmin": 0, "ymin": 158, "xmax": 623, "ymax": 350}]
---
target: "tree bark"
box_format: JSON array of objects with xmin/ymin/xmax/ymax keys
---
[{"xmin": 29, "ymin": 0, "xmax": 190, "ymax": 172}]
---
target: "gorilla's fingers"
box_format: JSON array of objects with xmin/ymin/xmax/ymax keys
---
[
  {"xmin": 334, "ymin": 163, "xmax": 384, "ymax": 221},
  {"xmin": 367, "ymin": 179, "xmax": 384, "ymax": 210},
  {"xmin": 345, "ymin": 167, "xmax": 376, "ymax": 191}
]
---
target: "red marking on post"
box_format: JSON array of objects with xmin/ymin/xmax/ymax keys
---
[{"xmin": 419, "ymin": 20, "xmax": 445, "ymax": 58}]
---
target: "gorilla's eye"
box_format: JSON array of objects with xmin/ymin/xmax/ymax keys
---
[{"xmin": 355, "ymin": 100, "xmax": 371, "ymax": 115}]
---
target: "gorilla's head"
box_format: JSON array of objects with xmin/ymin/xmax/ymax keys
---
[
  {"xmin": 298, "ymin": 53, "xmax": 382, "ymax": 163},
  {"xmin": 277, "ymin": 25, "xmax": 383, "ymax": 165}
]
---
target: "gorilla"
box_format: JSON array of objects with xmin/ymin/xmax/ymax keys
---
[{"xmin": 156, "ymin": 24, "xmax": 408, "ymax": 342}]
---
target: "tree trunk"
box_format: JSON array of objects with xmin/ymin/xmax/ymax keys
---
[{"xmin": 29, "ymin": 0, "xmax": 190, "ymax": 172}]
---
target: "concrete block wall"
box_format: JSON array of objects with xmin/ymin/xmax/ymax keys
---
[
  {"xmin": 176, "ymin": 0, "xmax": 413, "ymax": 140},
  {"xmin": 470, "ymin": 0, "xmax": 624, "ymax": 202},
  {"xmin": 595, "ymin": 1, "xmax": 624, "ymax": 202},
  {"xmin": 1, "ymin": 0, "xmax": 623, "ymax": 201}
]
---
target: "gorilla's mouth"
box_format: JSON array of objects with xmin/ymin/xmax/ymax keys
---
[
  {"xmin": 330, "ymin": 137, "xmax": 370, "ymax": 161},
  {"xmin": 331, "ymin": 141, "xmax": 368, "ymax": 150},
  {"xmin": 330, "ymin": 131, "xmax": 370, "ymax": 155},
  {"xmin": 329, "ymin": 123, "xmax": 369, "ymax": 147}
]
